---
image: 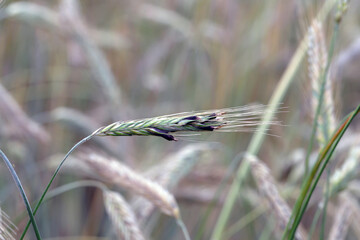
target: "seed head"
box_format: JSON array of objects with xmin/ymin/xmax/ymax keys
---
[{"xmin": 93, "ymin": 104, "xmax": 277, "ymax": 141}]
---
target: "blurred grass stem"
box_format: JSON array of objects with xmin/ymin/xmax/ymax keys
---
[
  {"xmin": 284, "ymin": 14, "xmax": 342, "ymax": 240},
  {"xmin": 20, "ymin": 135, "xmax": 94, "ymax": 240},
  {"xmin": 284, "ymin": 104, "xmax": 360, "ymax": 239},
  {"xmin": 0, "ymin": 149, "xmax": 42, "ymax": 239},
  {"xmin": 210, "ymin": 0, "xmax": 337, "ymax": 239}
]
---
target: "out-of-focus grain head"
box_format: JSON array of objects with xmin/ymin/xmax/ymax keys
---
[{"xmin": 103, "ymin": 190, "xmax": 145, "ymax": 240}]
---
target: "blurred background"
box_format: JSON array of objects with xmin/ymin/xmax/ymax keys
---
[{"xmin": 0, "ymin": 0, "xmax": 360, "ymax": 239}]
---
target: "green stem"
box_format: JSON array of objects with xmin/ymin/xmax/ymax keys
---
[
  {"xmin": 0, "ymin": 149, "xmax": 42, "ymax": 240},
  {"xmin": 223, "ymin": 205, "xmax": 266, "ymax": 240},
  {"xmin": 283, "ymin": 19, "xmax": 340, "ymax": 240},
  {"xmin": 194, "ymin": 152, "xmax": 244, "ymax": 240},
  {"xmin": 20, "ymin": 134, "xmax": 94, "ymax": 239},
  {"xmin": 286, "ymin": 105, "xmax": 360, "ymax": 239}
]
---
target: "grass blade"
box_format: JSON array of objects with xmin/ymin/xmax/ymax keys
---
[
  {"xmin": 284, "ymin": 3, "xmax": 350, "ymax": 238},
  {"xmin": 19, "ymin": 135, "xmax": 94, "ymax": 240},
  {"xmin": 284, "ymin": 104, "xmax": 360, "ymax": 239},
  {"xmin": 0, "ymin": 149, "xmax": 41, "ymax": 239}
]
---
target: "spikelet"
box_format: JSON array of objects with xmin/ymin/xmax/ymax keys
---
[
  {"xmin": 93, "ymin": 104, "xmax": 278, "ymax": 141},
  {"xmin": 0, "ymin": 84, "xmax": 50, "ymax": 144},
  {"xmin": 0, "ymin": 208, "xmax": 17, "ymax": 240},
  {"xmin": 329, "ymin": 194, "xmax": 354, "ymax": 240},
  {"xmin": 247, "ymin": 154, "xmax": 306, "ymax": 240},
  {"xmin": 77, "ymin": 152, "xmax": 179, "ymax": 218},
  {"xmin": 307, "ymin": 20, "xmax": 337, "ymax": 145},
  {"xmin": 103, "ymin": 190, "xmax": 145, "ymax": 240},
  {"xmin": 132, "ymin": 144, "xmax": 212, "ymax": 222}
]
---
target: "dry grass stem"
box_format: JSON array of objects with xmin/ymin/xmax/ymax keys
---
[
  {"xmin": 0, "ymin": 84, "xmax": 50, "ymax": 144},
  {"xmin": 0, "ymin": 0, "xmax": 122, "ymax": 106},
  {"xmin": 103, "ymin": 190, "xmax": 145, "ymax": 240},
  {"xmin": 77, "ymin": 152, "xmax": 179, "ymax": 218},
  {"xmin": 58, "ymin": 0, "xmax": 121, "ymax": 106},
  {"xmin": 94, "ymin": 104, "xmax": 279, "ymax": 141},
  {"xmin": 307, "ymin": 20, "xmax": 337, "ymax": 145},
  {"xmin": 247, "ymin": 154, "xmax": 307, "ymax": 240}
]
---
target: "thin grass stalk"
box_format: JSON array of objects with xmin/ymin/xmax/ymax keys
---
[
  {"xmin": 284, "ymin": 104, "xmax": 360, "ymax": 239},
  {"xmin": 291, "ymin": 113, "xmax": 352, "ymax": 238},
  {"xmin": 20, "ymin": 135, "xmax": 94, "ymax": 240},
  {"xmin": 284, "ymin": 5, "xmax": 348, "ymax": 238},
  {"xmin": 210, "ymin": 1, "xmax": 338, "ymax": 238},
  {"xmin": 223, "ymin": 205, "xmax": 266, "ymax": 240},
  {"xmin": 45, "ymin": 107, "xmax": 119, "ymax": 156},
  {"xmin": 194, "ymin": 153, "xmax": 245, "ymax": 240},
  {"xmin": 176, "ymin": 219, "xmax": 191, "ymax": 240},
  {"xmin": 0, "ymin": 84, "xmax": 50, "ymax": 144},
  {"xmin": 285, "ymin": 120, "xmax": 343, "ymax": 239},
  {"xmin": 0, "ymin": 149, "xmax": 41, "ymax": 239},
  {"xmin": 38, "ymin": 180, "xmax": 145, "ymax": 240}
]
